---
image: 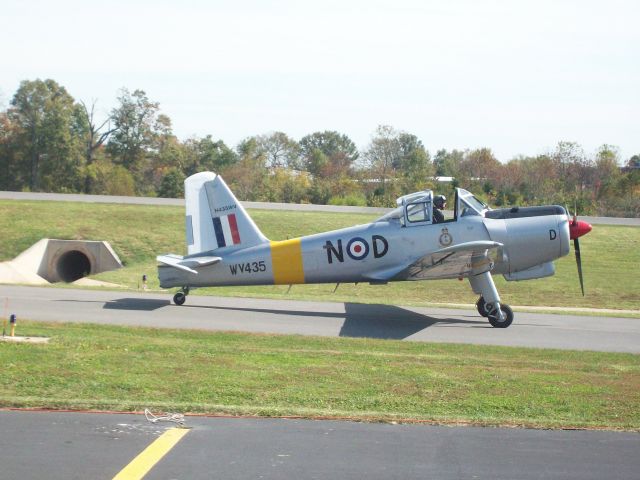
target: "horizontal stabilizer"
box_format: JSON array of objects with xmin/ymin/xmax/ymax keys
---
[
  {"xmin": 156, "ymin": 254, "xmax": 222, "ymax": 274},
  {"xmin": 180, "ymin": 256, "xmax": 222, "ymax": 268}
]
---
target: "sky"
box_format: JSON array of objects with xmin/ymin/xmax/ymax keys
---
[{"xmin": 1, "ymin": 0, "xmax": 639, "ymax": 162}]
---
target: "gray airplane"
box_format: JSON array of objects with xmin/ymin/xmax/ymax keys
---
[{"xmin": 158, "ymin": 171, "xmax": 592, "ymax": 328}]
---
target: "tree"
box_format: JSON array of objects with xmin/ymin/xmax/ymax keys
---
[
  {"xmin": 594, "ymin": 144, "xmax": 620, "ymax": 173},
  {"xmin": 0, "ymin": 109, "xmax": 23, "ymax": 190},
  {"xmin": 459, "ymin": 148, "xmax": 500, "ymax": 181},
  {"xmin": 77, "ymin": 100, "xmax": 117, "ymax": 193},
  {"xmin": 433, "ymin": 149, "xmax": 464, "ymax": 177},
  {"xmin": 551, "ymin": 141, "xmax": 592, "ymax": 197},
  {"xmin": 223, "ymin": 137, "xmax": 268, "ymax": 201},
  {"xmin": 299, "ymin": 130, "xmax": 359, "ymax": 177},
  {"xmin": 149, "ymin": 114, "xmax": 183, "ymax": 188},
  {"xmin": 362, "ymin": 125, "xmax": 402, "ymax": 192},
  {"xmin": 7, "ymin": 79, "xmax": 83, "ymax": 191},
  {"xmin": 253, "ymin": 131, "xmax": 300, "ymax": 170},
  {"xmin": 494, "ymin": 157, "xmax": 527, "ymax": 205},
  {"xmin": 593, "ymin": 144, "xmax": 621, "ymax": 199},
  {"xmin": 522, "ymin": 154, "xmax": 561, "ymax": 203},
  {"xmin": 396, "ymin": 132, "xmax": 433, "ymax": 187},
  {"xmin": 304, "ymin": 148, "xmax": 330, "ymax": 178},
  {"xmin": 184, "ymin": 135, "xmax": 238, "ymax": 176},
  {"xmin": 157, "ymin": 167, "xmax": 185, "ymax": 198},
  {"xmin": 626, "ymin": 154, "xmax": 640, "ymax": 169},
  {"xmin": 361, "ymin": 125, "xmax": 432, "ymax": 204},
  {"xmin": 153, "ymin": 115, "xmax": 182, "ymax": 170},
  {"xmin": 107, "ymin": 89, "xmax": 160, "ymax": 171}
]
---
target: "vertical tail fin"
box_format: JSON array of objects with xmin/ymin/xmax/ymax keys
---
[{"xmin": 185, "ymin": 172, "xmax": 268, "ymax": 255}]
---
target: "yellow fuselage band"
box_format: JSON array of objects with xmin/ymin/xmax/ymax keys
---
[{"xmin": 270, "ymin": 238, "xmax": 305, "ymax": 284}]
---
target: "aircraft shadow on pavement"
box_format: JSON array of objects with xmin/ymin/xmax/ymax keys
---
[
  {"xmin": 102, "ymin": 298, "xmax": 171, "ymax": 311},
  {"xmin": 185, "ymin": 302, "xmax": 486, "ymax": 340},
  {"xmin": 339, "ymin": 303, "xmax": 485, "ymax": 339}
]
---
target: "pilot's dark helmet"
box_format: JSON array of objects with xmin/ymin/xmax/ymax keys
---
[{"xmin": 434, "ymin": 195, "xmax": 447, "ymax": 208}]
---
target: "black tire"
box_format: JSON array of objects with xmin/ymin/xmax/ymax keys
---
[
  {"xmin": 487, "ymin": 304, "xmax": 513, "ymax": 328},
  {"xmin": 173, "ymin": 292, "xmax": 186, "ymax": 306},
  {"xmin": 476, "ymin": 296, "xmax": 489, "ymax": 317}
]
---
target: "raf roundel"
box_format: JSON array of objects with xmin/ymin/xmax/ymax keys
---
[{"xmin": 346, "ymin": 237, "xmax": 370, "ymax": 260}]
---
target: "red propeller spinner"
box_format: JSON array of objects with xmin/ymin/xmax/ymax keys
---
[{"xmin": 569, "ymin": 217, "xmax": 592, "ymax": 240}]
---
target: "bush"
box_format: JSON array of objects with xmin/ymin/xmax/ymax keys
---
[
  {"xmin": 328, "ymin": 193, "xmax": 368, "ymax": 206},
  {"xmin": 157, "ymin": 168, "xmax": 185, "ymax": 198},
  {"xmin": 86, "ymin": 160, "xmax": 136, "ymax": 196}
]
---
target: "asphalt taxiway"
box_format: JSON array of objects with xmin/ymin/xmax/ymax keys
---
[
  {"xmin": 2, "ymin": 285, "xmax": 639, "ymax": 352},
  {"xmin": 1, "ymin": 410, "xmax": 639, "ymax": 480}
]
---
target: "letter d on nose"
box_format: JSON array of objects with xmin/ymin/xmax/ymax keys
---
[
  {"xmin": 372, "ymin": 235, "xmax": 389, "ymax": 258},
  {"xmin": 549, "ymin": 229, "xmax": 557, "ymax": 240}
]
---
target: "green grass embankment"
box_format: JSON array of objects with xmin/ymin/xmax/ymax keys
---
[
  {"xmin": 0, "ymin": 200, "xmax": 638, "ymax": 311},
  {"xmin": 1, "ymin": 321, "xmax": 638, "ymax": 430}
]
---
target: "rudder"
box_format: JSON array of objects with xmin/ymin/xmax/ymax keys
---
[{"xmin": 185, "ymin": 172, "xmax": 268, "ymax": 255}]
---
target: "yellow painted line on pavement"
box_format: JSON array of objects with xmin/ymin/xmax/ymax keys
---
[{"xmin": 112, "ymin": 427, "xmax": 190, "ymax": 480}]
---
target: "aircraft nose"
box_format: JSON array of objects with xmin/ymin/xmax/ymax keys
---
[{"xmin": 569, "ymin": 220, "xmax": 592, "ymax": 239}]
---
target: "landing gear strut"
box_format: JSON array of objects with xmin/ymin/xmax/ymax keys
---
[
  {"xmin": 173, "ymin": 286, "xmax": 190, "ymax": 306},
  {"xmin": 469, "ymin": 273, "xmax": 514, "ymax": 328}
]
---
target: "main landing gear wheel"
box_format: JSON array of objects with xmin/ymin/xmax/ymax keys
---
[
  {"xmin": 173, "ymin": 286, "xmax": 189, "ymax": 306},
  {"xmin": 487, "ymin": 304, "xmax": 513, "ymax": 328},
  {"xmin": 476, "ymin": 296, "xmax": 489, "ymax": 317},
  {"xmin": 173, "ymin": 292, "xmax": 186, "ymax": 305}
]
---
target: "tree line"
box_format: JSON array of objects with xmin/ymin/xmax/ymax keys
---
[{"xmin": 1, "ymin": 79, "xmax": 638, "ymax": 216}]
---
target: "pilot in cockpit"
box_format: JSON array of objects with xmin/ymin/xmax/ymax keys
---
[{"xmin": 433, "ymin": 195, "xmax": 446, "ymax": 223}]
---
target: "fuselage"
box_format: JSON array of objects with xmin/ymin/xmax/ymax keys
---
[
  {"xmin": 158, "ymin": 173, "xmax": 592, "ymax": 328},
  {"xmin": 158, "ymin": 209, "xmax": 571, "ymax": 289}
]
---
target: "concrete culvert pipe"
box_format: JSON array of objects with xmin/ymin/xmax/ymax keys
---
[
  {"xmin": 0, "ymin": 239, "xmax": 122, "ymax": 284},
  {"xmin": 56, "ymin": 250, "xmax": 92, "ymax": 282}
]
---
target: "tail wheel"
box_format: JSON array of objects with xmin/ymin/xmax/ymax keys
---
[
  {"xmin": 487, "ymin": 304, "xmax": 513, "ymax": 328},
  {"xmin": 173, "ymin": 292, "xmax": 186, "ymax": 306},
  {"xmin": 476, "ymin": 296, "xmax": 489, "ymax": 317}
]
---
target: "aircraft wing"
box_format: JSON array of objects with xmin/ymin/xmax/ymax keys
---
[
  {"xmin": 156, "ymin": 254, "xmax": 222, "ymax": 274},
  {"xmin": 367, "ymin": 241, "xmax": 503, "ymax": 282}
]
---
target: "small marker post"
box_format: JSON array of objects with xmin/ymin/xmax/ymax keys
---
[
  {"xmin": 9, "ymin": 314, "xmax": 16, "ymax": 337},
  {"xmin": 2, "ymin": 298, "xmax": 7, "ymax": 336}
]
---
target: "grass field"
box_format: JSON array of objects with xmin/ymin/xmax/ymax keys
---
[
  {"xmin": 1, "ymin": 321, "xmax": 638, "ymax": 430},
  {"xmin": 1, "ymin": 200, "xmax": 638, "ymax": 311}
]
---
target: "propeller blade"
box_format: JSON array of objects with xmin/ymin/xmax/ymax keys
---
[{"xmin": 574, "ymin": 238, "xmax": 585, "ymax": 296}]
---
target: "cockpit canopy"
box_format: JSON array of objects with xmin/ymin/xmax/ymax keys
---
[
  {"xmin": 376, "ymin": 191, "xmax": 432, "ymax": 224},
  {"xmin": 456, "ymin": 188, "xmax": 489, "ymax": 217},
  {"xmin": 376, "ymin": 188, "xmax": 489, "ymax": 225}
]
